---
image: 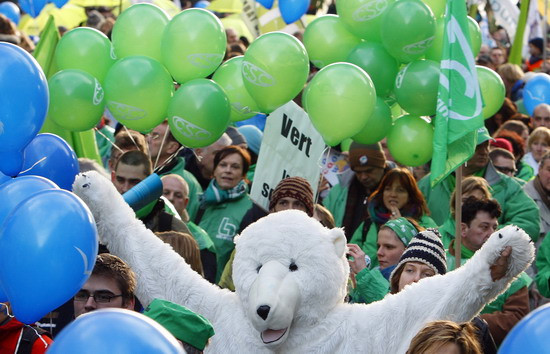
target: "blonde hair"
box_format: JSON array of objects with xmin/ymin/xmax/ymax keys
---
[
  {"xmin": 497, "ymin": 63, "xmax": 524, "ymax": 84},
  {"xmin": 407, "ymin": 321, "xmax": 482, "ymax": 354},
  {"xmin": 156, "ymin": 231, "xmax": 204, "ymax": 276},
  {"xmin": 527, "ymin": 127, "xmax": 550, "ymax": 150},
  {"xmin": 449, "ymin": 176, "xmax": 492, "ymax": 216}
]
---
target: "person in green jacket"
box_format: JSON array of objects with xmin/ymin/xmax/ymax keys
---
[
  {"xmin": 439, "ymin": 176, "xmax": 493, "ymax": 249},
  {"xmin": 446, "ymin": 197, "xmax": 531, "ymax": 346},
  {"xmin": 323, "ymin": 142, "xmax": 388, "ymax": 241},
  {"xmin": 347, "ymin": 217, "xmax": 424, "ymax": 304},
  {"xmin": 418, "ymin": 127, "xmax": 540, "ymax": 242},
  {"xmin": 349, "ymin": 167, "xmax": 437, "ymax": 267},
  {"xmin": 535, "ymin": 232, "xmax": 550, "ymax": 298},
  {"xmin": 196, "ymin": 145, "xmax": 253, "ymax": 283},
  {"xmin": 147, "ymin": 121, "xmax": 204, "ymax": 221}
]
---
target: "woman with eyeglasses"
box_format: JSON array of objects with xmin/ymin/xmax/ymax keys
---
[{"xmin": 195, "ymin": 145, "xmax": 253, "ymax": 284}]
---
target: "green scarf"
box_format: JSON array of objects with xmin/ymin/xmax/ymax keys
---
[{"xmin": 200, "ymin": 179, "xmax": 247, "ymax": 208}]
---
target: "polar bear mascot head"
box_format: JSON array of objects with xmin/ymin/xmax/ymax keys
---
[{"xmin": 233, "ymin": 210, "xmax": 348, "ymax": 347}]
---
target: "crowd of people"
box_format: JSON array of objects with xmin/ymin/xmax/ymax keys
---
[{"xmin": 1, "ymin": 0, "xmax": 550, "ymax": 352}]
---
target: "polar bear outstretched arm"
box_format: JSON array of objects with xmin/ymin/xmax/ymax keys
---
[
  {"xmin": 359, "ymin": 226, "xmax": 534, "ymax": 353},
  {"xmin": 72, "ymin": 171, "xmax": 236, "ymax": 319}
]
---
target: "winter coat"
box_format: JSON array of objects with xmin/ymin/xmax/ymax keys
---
[
  {"xmin": 523, "ymin": 179, "xmax": 550, "ymax": 236},
  {"xmin": 418, "ymin": 163, "xmax": 540, "ymax": 242},
  {"xmin": 535, "ymin": 233, "xmax": 550, "ymax": 297},
  {"xmin": 198, "ymin": 194, "xmax": 252, "ymax": 283}
]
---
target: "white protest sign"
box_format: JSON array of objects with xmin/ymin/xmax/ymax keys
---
[{"xmin": 250, "ymin": 101, "xmax": 326, "ymax": 211}]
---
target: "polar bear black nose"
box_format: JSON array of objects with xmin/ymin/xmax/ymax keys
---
[{"xmin": 257, "ymin": 305, "xmax": 270, "ymax": 320}]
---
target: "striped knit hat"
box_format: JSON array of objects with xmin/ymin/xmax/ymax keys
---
[
  {"xmin": 390, "ymin": 228, "xmax": 447, "ymax": 285},
  {"xmin": 269, "ymin": 176, "xmax": 314, "ymax": 217}
]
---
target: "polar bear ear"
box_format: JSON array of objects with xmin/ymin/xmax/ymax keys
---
[{"xmin": 327, "ymin": 227, "xmax": 346, "ymax": 258}]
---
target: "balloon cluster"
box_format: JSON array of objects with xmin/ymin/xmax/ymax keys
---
[{"xmin": 299, "ymin": 0, "xmax": 505, "ymax": 167}]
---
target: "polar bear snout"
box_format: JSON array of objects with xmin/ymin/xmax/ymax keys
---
[{"xmin": 257, "ymin": 305, "xmax": 270, "ymax": 320}]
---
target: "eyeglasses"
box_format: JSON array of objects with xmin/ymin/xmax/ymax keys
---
[
  {"xmin": 74, "ymin": 290, "xmax": 123, "ymax": 303},
  {"xmin": 494, "ymin": 165, "xmax": 517, "ymax": 175}
]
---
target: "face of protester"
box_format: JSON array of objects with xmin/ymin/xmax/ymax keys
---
[
  {"xmin": 383, "ymin": 180, "xmax": 409, "ymax": 211},
  {"xmin": 490, "ymin": 48, "xmax": 505, "ymax": 66},
  {"xmin": 111, "ymin": 163, "xmax": 148, "ymax": 194},
  {"xmin": 162, "ymin": 176, "xmax": 188, "ymax": 217},
  {"xmin": 272, "ymin": 197, "xmax": 308, "ymax": 214},
  {"xmin": 147, "ymin": 123, "xmax": 168, "ymax": 161},
  {"xmin": 530, "ymin": 139, "xmax": 549, "ymax": 162},
  {"xmin": 492, "ymin": 156, "xmax": 516, "ymax": 177},
  {"xmin": 73, "ymin": 275, "xmax": 134, "ymax": 318},
  {"xmin": 461, "ymin": 211, "xmax": 498, "ymax": 252},
  {"xmin": 213, "ymin": 153, "xmax": 245, "ymax": 190},
  {"xmin": 196, "ymin": 140, "xmax": 229, "ymax": 178},
  {"xmin": 398, "ymin": 261, "xmax": 436, "ymax": 292},
  {"xmin": 532, "ymin": 105, "xmax": 550, "ymax": 129},
  {"xmin": 467, "ymin": 141, "xmax": 490, "ymax": 172},
  {"xmin": 353, "ymin": 165, "xmax": 385, "ymax": 192},
  {"xmin": 377, "ymin": 228, "xmax": 406, "ymax": 270},
  {"xmin": 539, "ymin": 159, "xmax": 550, "ymax": 191}
]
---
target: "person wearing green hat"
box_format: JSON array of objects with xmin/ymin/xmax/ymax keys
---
[
  {"xmin": 418, "ymin": 127, "xmax": 540, "ymax": 242},
  {"xmin": 143, "ymin": 298, "xmax": 215, "ymax": 353},
  {"xmin": 347, "ymin": 217, "xmax": 424, "ymax": 304}
]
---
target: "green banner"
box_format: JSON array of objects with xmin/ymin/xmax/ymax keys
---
[{"xmin": 430, "ymin": 0, "xmax": 484, "ymax": 187}]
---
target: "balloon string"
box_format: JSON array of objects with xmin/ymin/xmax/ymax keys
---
[
  {"xmin": 94, "ymin": 127, "xmax": 123, "ymax": 153},
  {"xmin": 153, "ymin": 124, "xmax": 170, "ymax": 171},
  {"xmin": 17, "ymin": 157, "xmax": 46, "ymax": 175},
  {"xmin": 314, "ymin": 145, "xmax": 331, "ymax": 204},
  {"xmin": 123, "ymin": 126, "xmax": 140, "ymax": 151}
]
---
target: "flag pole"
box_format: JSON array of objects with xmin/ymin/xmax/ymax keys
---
[{"xmin": 454, "ymin": 164, "xmax": 463, "ymax": 269}]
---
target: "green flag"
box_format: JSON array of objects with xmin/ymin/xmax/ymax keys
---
[{"xmin": 430, "ymin": 0, "xmax": 484, "ymax": 187}]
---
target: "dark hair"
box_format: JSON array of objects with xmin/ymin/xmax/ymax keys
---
[
  {"xmin": 369, "ymin": 168, "xmax": 430, "ymax": 220},
  {"xmin": 495, "ymin": 130, "xmax": 525, "ymax": 159},
  {"xmin": 461, "ymin": 197, "xmax": 502, "ymax": 226},
  {"xmin": 160, "ymin": 120, "xmax": 181, "ymax": 146},
  {"xmin": 92, "ymin": 254, "xmax": 136, "ymax": 306},
  {"xmin": 116, "ymin": 150, "xmax": 153, "ymax": 176},
  {"xmin": 496, "ymin": 120, "xmax": 528, "ymax": 137},
  {"xmin": 213, "ymin": 145, "xmax": 251, "ymax": 178}
]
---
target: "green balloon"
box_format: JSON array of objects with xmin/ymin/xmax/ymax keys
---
[
  {"xmin": 54, "ymin": 27, "xmax": 116, "ymax": 84},
  {"xmin": 425, "ymin": 16, "xmax": 481, "ymax": 61},
  {"xmin": 352, "ymin": 97, "xmax": 392, "ymax": 144},
  {"xmin": 477, "ymin": 66, "xmax": 505, "ymax": 119},
  {"xmin": 162, "ymin": 8, "xmax": 226, "ymax": 84},
  {"xmin": 303, "ymin": 15, "xmax": 362, "ymax": 69},
  {"xmin": 242, "ymin": 31, "xmax": 309, "ymax": 113},
  {"xmin": 422, "ymin": 0, "xmax": 445, "ymax": 18},
  {"xmin": 394, "ymin": 59, "xmax": 440, "ymax": 116},
  {"xmin": 347, "ymin": 42, "xmax": 399, "ymax": 97},
  {"xmin": 104, "ymin": 56, "xmax": 174, "ymax": 132},
  {"xmin": 468, "ymin": 16, "xmax": 482, "ymax": 57},
  {"xmin": 336, "ymin": 0, "xmax": 397, "ymax": 41},
  {"xmin": 167, "ymin": 79, "xmax": 230, "ymax": 148},
  {"xmin": 111, "ymin": 3, "xmax": 169, "ymax": 62},
  {"xmin": 303, "ymin": 62, "xmax": 376, "ymax": 146},
  {"xmin": 381, "ymin": 0, "xmax": 436, "ymax": 63},
  {"xmin": 387, "ymin": 115, "xmax": 433, "ymax": 166},
  {"xmin": 48, "ymin": 69, "xmax": 105, "ymax": 132},
  {"xmin": 212, "ymin": 56, "xmax": 262, "ymax": 122}
]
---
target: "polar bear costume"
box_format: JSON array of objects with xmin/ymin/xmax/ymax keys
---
[{"xmin": 73, "ymin": 172, "xmax": 534, "ymax": 353}]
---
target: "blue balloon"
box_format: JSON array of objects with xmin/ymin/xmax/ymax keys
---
[
  {"xmin": 256, "ymin": 0, "xmax": 274, "ymax": 9},
  {"xmin": 194, "ymin": 0, "xmax": 210, "ymax": 8},
  {"xmin": 52, "ymin": 0, "xmax": 69, "ymax": 8},
  {"xmin": 0, "ymin": 175, "xmax": 58, "ymax": 302},
  {"xmin": 279, "ymin": 0, "xmax": 309, "ymax": 24},
  {"xmin": 0, "ymin": 189, "xmax": 98, "ymax": 324},
  {"xmin": 0, "ymin": 2, "xmax": 20, "ymax": 24},
  {"xmin": 0, "ymin": 171, "xmax": 10, "ymax": 186},
  {"xmin": 48, "ymin": 309, "xmax": 184, "ymax": 353},
  {"xmin": 523, "ymin": 73, "xmax": 550, "ymax": 116},
  {"xmin": 0, "ymin": 43, "xmax": 49, "ymax": 176},
  {"xmin": 499, "ymin": 303, "xmax": 550, "ymax": 353},
  {"xmin": 18, "ymin": 0, "xmax": 46, "ymax": 17},
  {"xmin": 19, "ymin": 133, "xmax": 79, "ymax": 190}
]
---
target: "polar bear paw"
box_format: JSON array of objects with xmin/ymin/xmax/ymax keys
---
[
  {"xmin": 475, "ymin": 225, "xmax": 535, "ymax": 278},
  {"xmin": 73, "ymin": 171, "xmax": 133, "ymax": 244}
]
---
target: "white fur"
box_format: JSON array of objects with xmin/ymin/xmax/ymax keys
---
[{"xmin": 73, "ymin": 172, "xmax": 535, "ymax": 353}]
